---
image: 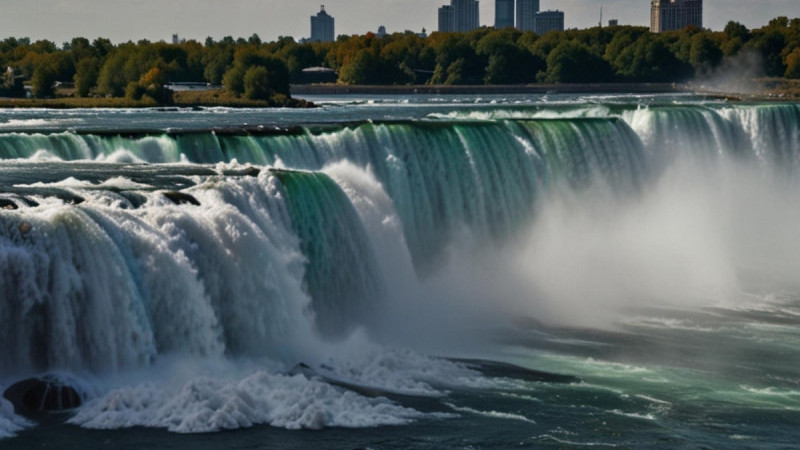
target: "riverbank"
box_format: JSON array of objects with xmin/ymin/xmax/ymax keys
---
[
  {"xmin": 0, "ymin": 90, "xmax": 314, "ymax": 109},
  {"xmin": 1, "ymin": 80, "xmax": 797, "ymax": 108},
  {"xmin": 292, "ymin": 80, "xmax": 800, "ymax": 101},
  {"xmin": 290, "ymin": 83, "xmax": 680, "ymax": 96}
]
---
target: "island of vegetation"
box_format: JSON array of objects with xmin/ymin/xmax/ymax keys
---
[{"xmin": 0, "ymin": 16, "xmax": 798, "ymax": 107}]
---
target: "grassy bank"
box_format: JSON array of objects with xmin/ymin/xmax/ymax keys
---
[
  {"xmin": 1, "ymin": 80, "xmax": 798, "ymax": 108},
  {"xmin": 0, "ymin": 90, "xmax": 314, "ymax": 109}
]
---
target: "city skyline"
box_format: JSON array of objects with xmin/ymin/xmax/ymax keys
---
[{"xmin": 0, "ymin": 0, "xmax": 795, "ymax": 44}]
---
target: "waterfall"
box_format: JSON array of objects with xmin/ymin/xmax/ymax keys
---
[{"xmin": 1, "ymin": 102, "xmax": 799, "ymax": 377}]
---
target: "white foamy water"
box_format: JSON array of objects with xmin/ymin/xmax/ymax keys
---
[
  {"xmin": 69, "ymin": 371, "xmax": 429, "ymax": 432},
  {"xmin": 0, "ymin": 396, "xmax": 29, "ymax": 439},
  {"xmin": 444, "ymin": 402, "xmax": 536, "ymax": 424}
]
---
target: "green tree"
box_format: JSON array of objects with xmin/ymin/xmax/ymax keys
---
[
  {"xmin": 222, "ymin": 49, "xmax": 290, "ymax": 97},
  {"xmin": 785, "ymin": 47, "xmax": 800, "ymax": 78},
  {"xmin": 243, "ymin": 66, "xmax": 270, "ymax": 99},
  {"xmin": 476, "ymin": 29, "xmax": 542, "ymax": 84},
  {"xmin": 31, "ymin": 61, "xmax": 57, "ymax": 97},
  {"xmin": 546, "ymin": 41, "xmax": 612, "ymax": 83},
  {"xmin": 724, "ymin": 21, "xmax": 750, "ymax": 41},
  {"xmin": 74, "ymin": 57, "xmax": 100, "ymax": 96},
  {"xmin": 689, "ymin": 32, "xmax": 723, "ymax": 72},
  {"xmin": 97, "ymin": 51, "xmax": 129, "ymax": 96},
  {"xmin": 338, "ymin": 49, "xmax": 381, "ymax": 84}
]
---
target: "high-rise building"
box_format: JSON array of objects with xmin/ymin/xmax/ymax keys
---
[
  {"xmin": 534, "ymin": 10, "xmax": 564, "ymax": 34},
  {"xmin": 495, "ymin": 0, "xmax": 515, "ymax": 29},
  {"xmin": 516, "ymin": 0, "xmax": 539, "ymax": 31},
  {"xmin": 310, "ymin": 5, "xmax": 335, "ymax": 42},
  {"xmin": 438, "ymin": 0, "xmax": 479, "ymax": 33},
  {"xmin": 453, "ymin": 0, "xmax": 480, "ymax": 32},
  {"xmin": 650, "ymin": 0, "xmax": 702, "ymax": 33},
  {"xmin": 438, "ymin": 5, "xmax": 455, "ymax": 32}
]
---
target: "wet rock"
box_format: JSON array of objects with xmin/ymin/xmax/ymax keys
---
[
  {"xmin": 18, "ymin": 221, "xmax": 31, "ymax": 235},
  {"xmin": 21, "ymin": 196, "xmax": 39, "ymax": 207},
  {"xmin": 163, "ymin": 191, "xmax": 200, "ymax": 206},
  {"xmin": 3, "ymin": 376, "xmax": 82, "ymax": 415},
  {"xmin": 449, "ymin": 358, "xmax": 581, "ymax": 384},
  {"xmin": 0, "ymin": 198, "xmax": 18, "ymax": 210}
]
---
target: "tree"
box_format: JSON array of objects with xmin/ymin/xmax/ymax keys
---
[
  {"xmin": 338, "ymin": 49, "xmax": 381, "ymax": 84},
  {"xmin": 475, "ymin": 29, "xmax": 541, "ymax": 84},
  {"xmin": 31, "ymin": 61, "xmax": 57, "ymax": 97},
  {"xmin": 786, "ymin": 47, "xmax": 800, "ymax": 78},
  {"xmin": 243, "ymin": 66, "xmax": 270, "ymax": 99},
  {"xmin": 97, "ymin": 51, "xmax": 129, "ymax": 96},
  {"xmin": 126, "ymin": 67, "xmax": 172, "ymax": 104},
  {"xmin": 749, "ymin": 29, "xmax": 788, "ymax": 76},
  {"xmin": 74, "ymin": 57, "xmax": 100, "ymax": 96},
  {"xmin": 222, "ymin": 49, "xmax": 290, "ymax": 98},
  {"xmin": 545, "ymin": 41, "xmax": 613, "ymax": 83},
  {"xmin": 724, "ymin": 21, "xmax": 750, "ymax": 41},
  {"xmin": 689, "ymin": 32, "xmax": 723, "ymax": 72}
]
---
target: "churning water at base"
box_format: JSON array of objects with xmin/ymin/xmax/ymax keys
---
[{"xmin": 1, "ymin": 95, "xmax": 800, "ymax": 448}]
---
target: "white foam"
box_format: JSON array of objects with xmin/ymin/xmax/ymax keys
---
[
  {"xmin": 533, "ymin": 434, "xmax": 619, "ymax": 447},
  {"xmin": 94, "ymin": 150, "xmax": 147, "ymax": 164},
  {"xmin": 14, "ymin": 176, "xmax": 150, "ymax": 190},
  {"xmin": 314, "ymin": 341, "xmax": 491, "ymax": 396},
  {"xmin": 69, "ymin": 371, "xmax": 431, "ymax": 432},
  {"xmin": 0, "ymin": 395, "xmax": 30, "ymax": 439},
  {"xmin": 444, "ymin": 402, "xmax": 536, "ymax": 424},
  {"xmin": 0, "ymin": 119, "xmax": 57, "ymax": 129},
  {"xmin": 608, "ymin": 409, "xmax": 657, "ymax": 421}
]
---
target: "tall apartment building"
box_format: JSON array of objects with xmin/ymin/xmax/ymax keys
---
[
  {"xmin": 438, "ymin": 0, "xmax": 480, "ymax": 33},
  {"xmin": 516, "ymin": 0, "xmax": 540, "ymax": 31},
  {"xmin": 310, "ymin": 5, "xmax": 335, "ymax": 42},
  {"xmin": 495, "ymin": 0, "xmax": 515, "ymax": 29},
  {"xmin": 650, "ymin": 0, "xmax": 702, "ymax": 32},
  {"xmin": 534, "ymin": 10, "xmax": 564, "ymax": 34},
  {"xmin": 438, "ymin": 5, "xmax": 455, "ymax": 32}
]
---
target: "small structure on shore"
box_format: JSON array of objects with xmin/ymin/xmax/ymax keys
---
[{"xmin": 296, "ymin": 67, "xmax": 337, "ymax": 84}]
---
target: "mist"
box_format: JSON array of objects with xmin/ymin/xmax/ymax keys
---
[
  {"xmin": 694, "ymin": 50, "xmax": 767, "ymax": 95},
  {"xmin": 335, "ymin": 149, "xmax": 800, "ymax": 346}
]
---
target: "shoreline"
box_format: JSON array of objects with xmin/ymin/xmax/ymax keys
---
[
  {"xmin": 290, "ymin": 83, "xmax": 681, "ymax": 96},
  {"xmin": 0, "ymin": 81, "xmax": 798, "ymax": 109}
]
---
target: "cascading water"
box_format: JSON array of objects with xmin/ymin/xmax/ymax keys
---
[{"xmin": 2, "ymin": 97, "xmax": 800, "ymax": 448}]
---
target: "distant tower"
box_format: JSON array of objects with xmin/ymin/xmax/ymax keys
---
[
  {"xmin": 534, "ymin": 10, "xmax": 564, "ymax": 34},
  {"xmin": 310, "ymin": 5, "xmax": 335, "ymax": 42},
  {"xmin": 608, "ymin": 19, "xmax": 619, "ymax": 27},
  {"xmin": 453, "ymin": 0, "xmax": 480, "ymax": 32},
  {"xmin": 650, "ymin": 0, "xmax": 702, "ymax": 33},
  {"xmin": 438, "ymin": 0, "xmax": 479, "ymax": 33},
  {"xmin": 377, "ymin": 25, "xmax": 387, "ymax": 37},
  {"xmin": 516, "ymin": 0, "xmax": 539, "ymax": 31},
  {"xmin": 172, "ymin": 34, "xmax": 179, "ymax": 44},
  {"xmin": 438, "ymin": 5, "xmax": 455, "ymax": 32},
  {"xmin": 599, "ymin": 1, "xmax": 603, "ymax": 27},
  {"xmin": 495, "ymin": 0, "xmax": 515, "ymax": 29}
]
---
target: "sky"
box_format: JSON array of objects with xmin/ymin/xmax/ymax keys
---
[{"xmin": 0, "ymin": 0, "xmax": 797, "ymax": 44}]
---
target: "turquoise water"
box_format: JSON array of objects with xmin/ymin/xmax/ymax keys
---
[{"xmin": 1, "ymin": 94, "xmax": 800, "ymax": 448}]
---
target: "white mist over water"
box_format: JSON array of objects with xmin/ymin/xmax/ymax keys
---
[{"xmin": 380, "ymin": 158, "xmax": 800, "ymax": 331}]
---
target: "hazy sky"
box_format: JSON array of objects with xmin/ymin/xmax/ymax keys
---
[{"xmin": 0, "ymin": 0, "xmax": 797, "ymax": 44}]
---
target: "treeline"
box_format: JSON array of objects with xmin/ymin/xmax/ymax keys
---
[{"xmin": 1, "ymin": 17, "xmax": 799, "ymax": 101}]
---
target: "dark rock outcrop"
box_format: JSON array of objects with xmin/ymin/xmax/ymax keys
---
[
  {"xmin": 3, "ymin": 376, "xmax": 82, "ymax": 415},
  {"xmin": 163, "ymin": 191, "xmax": 200, "ymax": 206},
  {"xmin": 0, "ymin": 198, "xmax": 18, "ymax": 210}
]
